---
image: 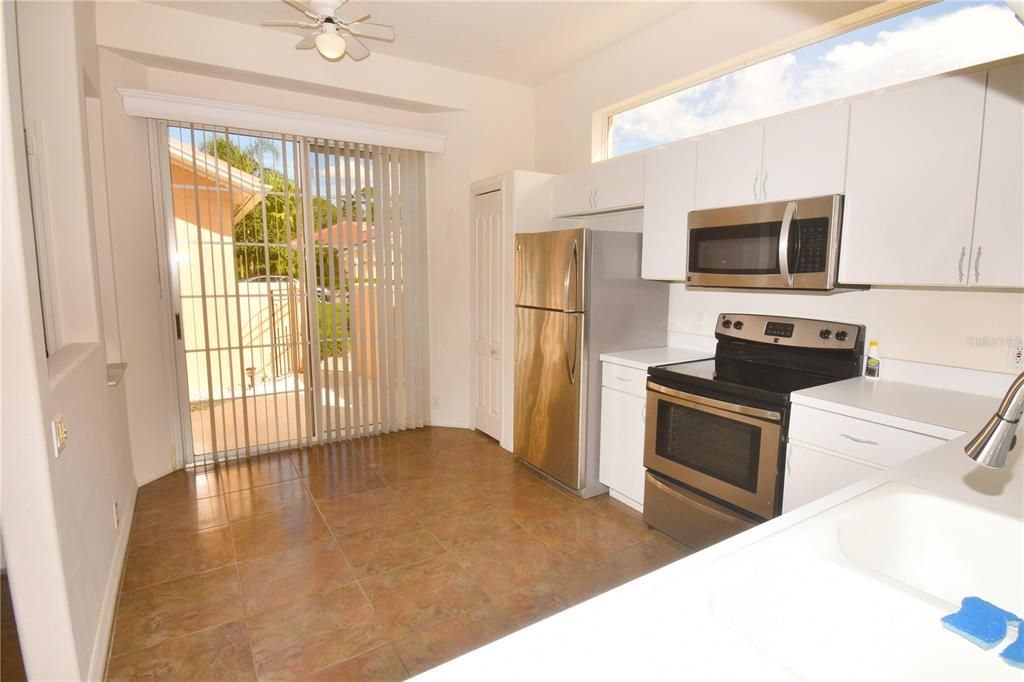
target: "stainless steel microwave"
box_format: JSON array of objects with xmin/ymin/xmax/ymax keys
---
[{"xmin": 686, "ymin": 194, "xmax": 844, "ymax": 290}]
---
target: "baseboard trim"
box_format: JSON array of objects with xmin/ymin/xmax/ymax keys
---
[
  {"xmin": 135, "ymin": 464, "xmax": 174, "ymax": 487},
  {"xmin": 427, "ymin": 416, "xmax": 472, "ymax": 429},
  {"xmin": 609, "ymin": 488, "xmax": 644, "ymax": 513},
  {"xmin": 87, "ymin": 486, "xmax": 137, "ymax": 680}
]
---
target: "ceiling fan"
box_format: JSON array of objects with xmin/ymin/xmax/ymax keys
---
[{"xmin": 261, "ymin": 0, "xmax": 395, "ymax": 62}]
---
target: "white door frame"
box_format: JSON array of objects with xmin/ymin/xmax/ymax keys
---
[
  {"xmin": 149, "ymin": 120, "xmax": 194, "ymax": 469},
  {"xmin": 469, "ymin": 176, "xmax": 508, "ymax": 442}
]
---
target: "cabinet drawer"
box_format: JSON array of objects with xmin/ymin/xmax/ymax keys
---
[
  {"xmin": 601, "ymin": 362, "xmax": 647, "ymax": 398},
  {"xmin": 782, "ymin": 443, "xmax": 883, "ymax": 514},
  {"xmin": 789, "ymin": 405, "xmax": 945, "ymax": 469}
]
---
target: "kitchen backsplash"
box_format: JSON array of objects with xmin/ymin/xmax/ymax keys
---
[{"xmin": 667, "ymin": 284, "xmax": 1023, "ymax": 375}]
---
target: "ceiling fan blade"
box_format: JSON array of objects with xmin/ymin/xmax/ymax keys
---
[
  {"xmin": 261, "ymin": 19, "xmax": 320, "ymax": 28},
  {"xmin": 295, "ymin": 34, "xmax": 316, "ymax": 49},
  {"xmin": 346, "ymin": 21, "xmax": 394, "ymax": 42},
  {"xmin": 281, "ymin": 0, "xmax": 322, "ymax": 21},
  {"xmin": 344, "ymin": 34, "xmax": 370, "ymax": 61},
  {"xmin": 333, "ymin": 0, "xmax": 371, "ymax": 24}
]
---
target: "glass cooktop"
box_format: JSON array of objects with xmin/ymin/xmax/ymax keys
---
[{"xmin": 648, "ymin": 357, "xmax": 843, "ymax": 405}]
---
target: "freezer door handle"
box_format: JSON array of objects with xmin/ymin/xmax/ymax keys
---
[{"xmin": 563, "ymin": 238, "xmax": 579, "ymax": 311}]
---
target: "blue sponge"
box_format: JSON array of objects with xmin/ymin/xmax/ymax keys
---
[
  {"xmin": 941, "ymin": 596, "xmax": 1021, "ymax": 650},
  {"xmin": 1001, "ymin": 628, "xmax": 1024, "ymax": 669}
]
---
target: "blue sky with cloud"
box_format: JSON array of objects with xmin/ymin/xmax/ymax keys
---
[{"xmin": 609, "ymin": 0, "xmax": 1024, "ymax": 157}]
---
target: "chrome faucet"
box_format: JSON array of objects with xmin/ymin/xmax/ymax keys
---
[{"xmin": 965, "ymin": 372, "xmax": 1024, "ymax": 468}]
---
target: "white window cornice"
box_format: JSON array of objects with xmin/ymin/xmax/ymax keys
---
[{"xmin": 118, "ymin": 88, "xmax": 446, "ymax": 153}]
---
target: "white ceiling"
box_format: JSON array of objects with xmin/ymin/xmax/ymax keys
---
[{"xmin": 152, "ymin": 1, "xmax": 691, "ymax": 85}]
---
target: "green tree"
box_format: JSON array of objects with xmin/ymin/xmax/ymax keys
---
[{"xmin": 200, "ymin": 136, "xmax": 375, "ymax": 357}]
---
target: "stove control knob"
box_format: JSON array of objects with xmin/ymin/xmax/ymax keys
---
[
  {"xmin": 835, "ymin": 330, "xmax": 849, "ymax": 342},
  {"xmin": 722, "ymin": 319, "xmax": 732, "ymax": 329},
  {"xmin": 819, "ymin": 328, "xmax": 832, "ymax": 340},
  {"xmin": 733, "ymin": 320, "xmax": 744, "ymax": 331}
]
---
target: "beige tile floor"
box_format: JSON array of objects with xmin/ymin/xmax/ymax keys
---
[{"xmin": 107, "ymin": 427, "xmax": 693, "ymax": 680}]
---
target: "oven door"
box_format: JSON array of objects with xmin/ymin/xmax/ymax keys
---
[
  {"xmin": 644, "ymin": 381, "xmax": 783, "ymax": 519},
  {"xmin": 686, "ymin": 195, "xmax": 842, "ymax": 290}
]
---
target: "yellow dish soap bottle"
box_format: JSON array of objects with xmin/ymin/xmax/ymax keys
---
[{"xmin": 865, "ymin": 340, "xmax": 881, "ymax": 379}]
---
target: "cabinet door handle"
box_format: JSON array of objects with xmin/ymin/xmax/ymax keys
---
[
  {"xmin": 974, "ymin": 245, "xmax": 982, "ymax": 283},
  {"xmin": 761, "ymin": 172, "xmax": 768, "ymax": 200},
  {"xmin": 841, "ymin": 433, "xmax": 879, "ymax": 446},
  {"xmin": 958, "ymin": 246, "xmax": 966, "ymax": 283},
  {"xmin": 593, "ymin": 189, "xmax": 598, "ymax": 208},
  {"xmin": 752, "ymin": 173, "xmax": 759, "ymax": 201}
]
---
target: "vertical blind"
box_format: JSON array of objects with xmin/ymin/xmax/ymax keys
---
[{"xmin": 160, "ymin": 121, "xmax": 429, "ymax": 465}]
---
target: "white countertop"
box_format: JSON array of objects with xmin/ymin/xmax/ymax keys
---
[
  {"xmin": 599, "ymin": 346, "xmax": 711, "ymax": 371},
  {"xmin": 420, "ymin": 389, "xmax": 1022, "ymax": 681},
  {"xmin": 792, "ymin": 377, "xmax": 999, "ymax": 438}
]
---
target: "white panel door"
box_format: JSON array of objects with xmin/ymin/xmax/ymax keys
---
[
  {"xmin": 598, "ymin": 385, "xmax": 647, "ymax": 508},
  {"xmin": 642, "ymin": 140, "xmax": 696, "ymax": 280},
  {"xmin": 972, "ymin": 63, "xmax": 1024, "ymax": 288},
  {"xmin": 840, "ymin": 72, "xmax": 987, "ymax": 286},
  {"xmin": 762, "ymin": 102, "xmax": 849, "ymax": 201},
  {"xmin": 473, "ymin": 189, "xmax": 503, "ymax": 439},
  {"xmin": 782, "ymin": 443, "xmax": 884, "ymax": 514},
  {"xmin": 694, "ymin": 122, "xmax": 764, "ymax": 209}
]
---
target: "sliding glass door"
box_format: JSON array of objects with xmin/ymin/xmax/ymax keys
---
[{"xmin": 158, "ymin": 122, "xmax": 427, "ymax": 465}]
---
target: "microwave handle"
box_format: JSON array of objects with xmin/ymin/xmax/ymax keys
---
[{"xmin": 778, "ymin": 201, "xmax": 798, "ymax": 287}]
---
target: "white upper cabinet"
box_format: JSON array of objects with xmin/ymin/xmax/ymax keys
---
[
  {"xmin": 761, "ymin": 103, "xmax": 849, "ymax": 201},
  {"xmin": 972, "ymin": 63, "xmax": 1024, "ymax": 289},
  {"xmin": 840, "ymin": 72, "xmax": 987, "ymax": 286},
  {"xmin": 551, "ymin": 152, "xmax": 644, "ymax": 217},
  {"xmin": 642, "ymin": 141, "xmax": 696, "ymax": 280},
  {"xmin": 694, "ymin": 103, "xmax": 849, "ymax": 210},
  {"xmin": 694, "ymin": 123, "xmax": 763, "ymax": 210}
]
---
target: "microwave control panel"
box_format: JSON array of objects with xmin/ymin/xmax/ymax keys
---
[{"xmin": 793, "ymin": 218, "xmax": 830, "ymax": 274}]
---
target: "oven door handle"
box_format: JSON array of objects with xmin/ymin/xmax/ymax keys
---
[
  {"xmin": 647, "ymin": 381, "xmax": 782, "ymax": 423},
  {"xmin": 778, "ymin": 200, "xmax": 798, "ymax": 287}
]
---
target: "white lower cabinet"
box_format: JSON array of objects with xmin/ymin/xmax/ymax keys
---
[
  {"xmin": 783, "ymin": 404, "xmax": 949, "ymax": 513},
  {"xmin": 782, "ymin": 443, "xmax": 883, "ymax": 514},
  {"xmin": 599, "ymin": 366, "xmax": 648, "ymax": 510}
]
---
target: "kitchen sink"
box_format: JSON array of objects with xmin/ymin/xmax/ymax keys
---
[
  {"xmin": 707, "ymin": 483, "xmax": 1024, "ymax": 679},
  {"xmin": 837, "ymin": 483, "xmax": 1022, "ymax": 613}
]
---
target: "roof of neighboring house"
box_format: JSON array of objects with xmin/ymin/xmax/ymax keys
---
[
  {"xmin": 291, "ymin": 221, "xmax": 376, "ymax": 250},
  {"xmin": 167, "ymin": 138, "xmax": 271, "ymax": 224}
]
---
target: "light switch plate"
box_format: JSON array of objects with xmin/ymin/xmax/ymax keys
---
[{"xmin": 52, "ymin": 416, "xmax": 69, "ymax": 456}]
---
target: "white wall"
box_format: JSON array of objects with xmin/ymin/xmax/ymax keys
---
[
  {"xmin": 3, "ymin": 2, "xmax": 137, "ymax": 679},
  {"xmin": 533, "ymin": 1, "xmax": 1024, "ymax": 375},
  {"xmin": 535, "ymin": 1, "xmax": 875, "ymax": 174},
  {"xmin": 92, "ymin": 0, "xmax": 536, "ymax": 472}
]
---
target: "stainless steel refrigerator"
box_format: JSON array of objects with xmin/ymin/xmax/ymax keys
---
[{"xmin": 513, "ymin": 227, "xmax": 669, "ymax": 498}]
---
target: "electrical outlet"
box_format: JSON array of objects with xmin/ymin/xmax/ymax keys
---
[
  {"xmin": 51, "ymin": 416, "xmax": 69, "ymax": 457},
  {"xmin": 1008, "ymin": 343, "xmax": 1024, "ymax": 370},
  {"xmin": 112, "ymin": 501, "xmax": 120, "ymax": 529},
  {"xmin": 431, "ymin": 395, "xmax": 440, "ymax": 410}
]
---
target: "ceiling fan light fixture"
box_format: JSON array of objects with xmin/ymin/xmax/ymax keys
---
[{"xmin": 315, "ymin": 29, "xmax": 347, "ymax": 60}]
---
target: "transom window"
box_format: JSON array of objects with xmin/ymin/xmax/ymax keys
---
[{"xmin": 606, "ymin": 1, "xmax": 1024, "ymax": 158}]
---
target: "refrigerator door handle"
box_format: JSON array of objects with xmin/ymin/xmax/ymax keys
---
[
  {"xmin": 563, "ymin": 238, "xmax": 579, "ymax": 311},
  {"xmin": 563, "ymin": 314, "xmax": 579, "ymax": 385}
]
